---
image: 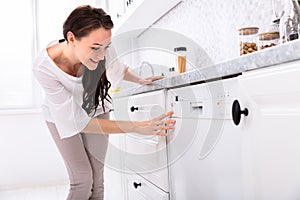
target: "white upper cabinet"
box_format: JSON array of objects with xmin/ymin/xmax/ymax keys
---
[
  {"xmin": 107, "ymin": 0, "xmax": 182, "ymax": 37},
  {"xmin": 108, "ymin": 0, "xmax": 126, "ymax": 23}
]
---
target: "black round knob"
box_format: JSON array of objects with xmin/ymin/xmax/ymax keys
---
[
  {"xmin": 133, "ymin": 182, "xmax": 141, "ymax": 189},
  {"xmin": 130, "ymin": 106, "xmax": 138, "ymax": 112},
  {"xmin": 232, "ymin": 100, "xmax": 248, "ymax": 126}
]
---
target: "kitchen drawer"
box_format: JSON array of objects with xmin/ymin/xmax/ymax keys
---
[
  {"xmin": 125, "ymin": 135, "xmax": 169, "ymax": 192},
  {"xmin": 113, "ymin": 90, "xmax": 165, "ymax": 121},
  {"xmin": 112, "ymin": 90, "xmax": 169, "ymax": 192},
  {"xmin": 126, "ymin": 173, "xmax": 169, "ymax": 200}
]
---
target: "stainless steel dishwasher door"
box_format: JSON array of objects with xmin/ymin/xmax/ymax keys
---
[{"xmin": 167, "ymin": 77, "xmax": 243, "ymax": 200}]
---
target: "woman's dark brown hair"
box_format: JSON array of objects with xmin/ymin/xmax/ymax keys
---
[{"xmin": 63, "ymin": 5, "xmax": 114, "ymax": 116}]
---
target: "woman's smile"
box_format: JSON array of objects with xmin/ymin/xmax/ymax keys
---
[{"xmin": 89, "ymin": 58, "xmax": 100, "ymax": 64}]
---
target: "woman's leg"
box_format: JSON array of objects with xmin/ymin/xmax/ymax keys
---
[
  {"xmin": 86, "ymin": 149, "xmax": 106, "ymax": 200},
  {"xmin": 46, "ymin": 121, "xmax": 93, "ymax": 200},
  {"xmin": 81, "ymin": 112, "xmax": 110, "ymax": 200}
]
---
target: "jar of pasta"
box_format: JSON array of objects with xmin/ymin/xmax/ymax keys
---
[{"xmin": 238, "ymin": 27, "xmax": 259, "ymax": 56}]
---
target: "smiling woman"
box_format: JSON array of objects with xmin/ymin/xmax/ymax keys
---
[{"xmin": 32, "ymin": 4, "xmax": 174, "ymax": 200}]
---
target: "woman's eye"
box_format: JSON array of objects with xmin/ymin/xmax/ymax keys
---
[{"xmin": 92, "ymin": 47, "xmax": 100, "ymax": 50}]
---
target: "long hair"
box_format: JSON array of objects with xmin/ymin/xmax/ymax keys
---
[
  {"xmin": 63, "ymin": 5, "xmax": 114, "ymax": 116},
  {"xmin": 81, "ymin": 59, "xmax": 111, "ymax": 115}
]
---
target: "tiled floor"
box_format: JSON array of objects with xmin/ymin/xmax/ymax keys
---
[{"xmin": 0, "ymin": 184, "xmax": 69, "ymax": 200}]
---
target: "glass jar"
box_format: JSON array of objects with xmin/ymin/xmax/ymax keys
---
[
  {"xmin": 238, "ymin": 27, "xmax": 259, "ymax": 56},
  {"xmin": 258, "ymin": 31, "xmax": 280, "ymax": 50},
  {"xmin": 174, "ymin": 47, "xmax": 187, "ymax": 73}
]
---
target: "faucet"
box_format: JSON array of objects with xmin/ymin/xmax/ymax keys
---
[{"xmin": 138, "ymin": 61, "xmax": 154, "ymax": 77}]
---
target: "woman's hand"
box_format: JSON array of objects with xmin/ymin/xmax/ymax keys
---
[
  {"xmin": 135, "ymin": 111, "xmax": 175, "ymax": 136},
  {"xmin": 123, "ymin": 67, "xmax": 166, "ymax": 85},
  {"xmin": 139, "ymin": 75, "xmax": 165, "ymax": 85}
]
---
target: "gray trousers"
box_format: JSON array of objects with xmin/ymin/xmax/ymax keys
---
[{"xmin": 46, "ymin": 113, "xmax": 109, "ymax": 200}]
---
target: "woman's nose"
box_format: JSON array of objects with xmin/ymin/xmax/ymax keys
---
[{"xmin": 95, "ymin": 49, "xmax": 107, "ymax": 60}]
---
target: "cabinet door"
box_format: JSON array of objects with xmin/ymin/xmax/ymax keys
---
[
  {"xmin": 126, "ymin": 90, "xmax": 168, "ymax": 192},
  {"xmin": 104, "ymin": 102, "xmax": 128, "ymax": 200},
  {"xmin": 108, "ymin": 0, "xmax": 125, "ymax": 22},
  {"xmin": 237, "ymin": 61, "xmax": 300, "ymax": 200},
  {"xmin": 112, "ymin": 0, "xmax": 182, "ymax": 36},
  {"xmin": 112, "ymin": 90, "xmax": 169, "ymax": 192},
  {"xmin": 126, "ymin": 173, "xmax": 169, "ymax": 200}
]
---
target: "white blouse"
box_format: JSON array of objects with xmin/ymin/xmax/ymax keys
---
[{"xmin": 33, "ymin": 40, "xmax": 126, "ymax": 139}]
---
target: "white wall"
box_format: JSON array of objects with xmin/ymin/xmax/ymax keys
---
[
  {"xmin": 137, "ymin": 0, "xmax": 274, "ymax": 67},
  {"xmin": 0, "ymin": 111, "xmax": 68, "ymax": 189}
]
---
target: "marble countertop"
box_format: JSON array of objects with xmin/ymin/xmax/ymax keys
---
[{"xmin": 112, "ymin": 39, "xmax": 300, "ymax": 98}]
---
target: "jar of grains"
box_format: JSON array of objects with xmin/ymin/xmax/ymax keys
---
[
  {"xmin": 258, "ymin": 31, "xmax": 280, "ymax": 50},
  {"xmin": 238, "ymin": 27, "xmax": 259, "ymax": 56}
]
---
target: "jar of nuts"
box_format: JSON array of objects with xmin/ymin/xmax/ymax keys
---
[
  {"xmin": 238, "ymin": 27, "xmax": 259, "ymax": 56},
  {"xmin": 258, "ymin": 31, "xmax": 279, "ymax": 50}
]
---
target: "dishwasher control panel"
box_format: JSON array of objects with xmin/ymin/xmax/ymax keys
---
[{"xmin": 167, "ymin": 77, "xmax": 238, "ymax": 119}]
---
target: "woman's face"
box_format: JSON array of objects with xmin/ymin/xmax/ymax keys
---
[{"xmin": 73, "ymin": 27, "xmax": 112, "ymax": 70}]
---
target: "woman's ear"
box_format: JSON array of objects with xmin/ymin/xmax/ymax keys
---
[{"xmin": 66, "ymin": 31, "xmax": 76, "ymax": 46}]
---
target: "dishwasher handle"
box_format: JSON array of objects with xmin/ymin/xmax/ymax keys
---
[
  {"xmin": 232, "ymin": 100, "xmax": 248, "ymax": 126},
  {"xmin": 191, "ymin": 102, "xmax": 203, "ymax": 109}
]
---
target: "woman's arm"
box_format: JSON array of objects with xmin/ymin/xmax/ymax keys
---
[
  {"xmin": 123, "ymin": 67, "xmax": 165, "ymax": 85},
  {"xmin": 82, "ymin": 111, "xmax": 175, "ymax": 136}
]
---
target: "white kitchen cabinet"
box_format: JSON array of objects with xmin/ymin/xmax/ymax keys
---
[
  {"xmin": 104, "ymin": 101, "xmax": 128, "ymax": 200},
  {"xmin": 111, "ymin": 90, "xmax": 169, "ymax": 199},
  {"xmin": 104, "ymin": 134, "xmax": 127, "ymax": 200},
  {"xmin": 123, "ymin": 90, "xmax": 169, "ymax": 192},
  {"xmin": 126, "ymin": 173, "xmax": 169, "ymax": 200},
  {"xmin": 236, "ymin": 61, "xmax": 300, "ymax": 200},
  {"xmin": 110, "ymin": 0, "xmax": 182, "ymax": 37},
  {"xmin": 107, "ymin": 0, "xmax": 125, "ymax": 23},
  {"xmin": 109, "ymin": 60, "xmax": 300, "ymax": 199}
]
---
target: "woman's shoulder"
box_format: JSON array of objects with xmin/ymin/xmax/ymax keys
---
[
  {"xmin": 33, "ymin": 40, "xmax": 59, "ymax": 72},
  {"xmin": 33, "ymin": 49, "xmax": 49, "ymax": 70}
]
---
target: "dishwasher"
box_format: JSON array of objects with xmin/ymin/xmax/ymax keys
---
[{"xmin": 166, "ymin": 77, "xmax": 243, "ymax": 200}]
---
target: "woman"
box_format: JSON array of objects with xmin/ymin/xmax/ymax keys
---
[{"xmin": 33, "ymin": 5, "xmax": 175, "ymax": 200}]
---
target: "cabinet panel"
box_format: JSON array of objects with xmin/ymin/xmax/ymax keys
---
[
  {"xmin": 112, "ymin": 0, "xmax": 182, "ymax": 37},
  {"xmin": 238, "ymin": 62, "xmax": 300, "ymax": 200},
  {"xmin": 105, "ymin": 111, "xmax": 127, "ymax": 200},
  {"xmin": 167, "ymin": 78, "xmax": 243, "ymax": 199},
  {"xmin": 126, "ymin": 173, "xmax": 169, "ymax": 200},
  {"xmin": 112, "ymin": 90, "xmax": 169, "ymax": 192},
  {"xmin": 108, "ymin": 0, "xmax": 125, "ymax": 22}
]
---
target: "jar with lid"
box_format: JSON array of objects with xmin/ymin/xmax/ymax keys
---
[
  {"xmin": 258, "ymin": 32, "xmax": 280, "ymax": 50},
  {"xmin": 238, "ymin": 27, "xmax": 259, "ymax": 56},
  {"xmin": 174, "ymin": 47, "xmax": 187, "ymax": 73}
]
